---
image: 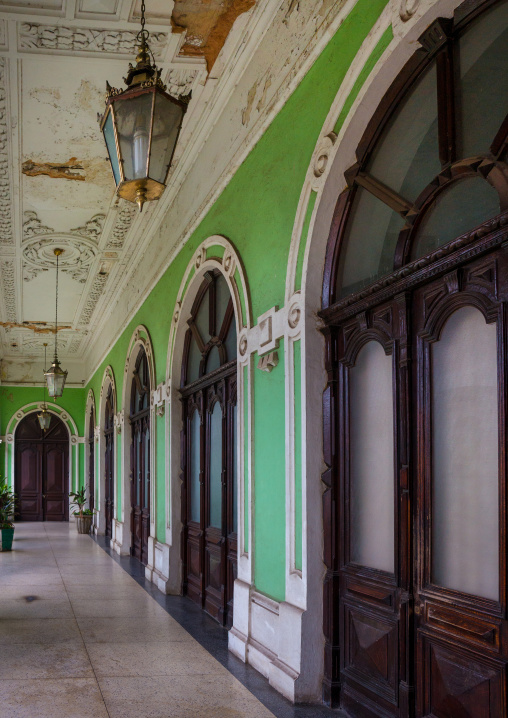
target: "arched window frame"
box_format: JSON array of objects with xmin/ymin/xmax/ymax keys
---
[{"xmin": 322, "ymin": 0, "xmax": 508, "ymax": 312}]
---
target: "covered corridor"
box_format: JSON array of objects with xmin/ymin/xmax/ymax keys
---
[{"xmin": 0, "ymin": 524, "xmax": 337, "ymax": 718}]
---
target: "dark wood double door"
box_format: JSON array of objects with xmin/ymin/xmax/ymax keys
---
[
  {"xmin": 182, "ymin": 368, "xmax": 238, "ymax": 626},
  {"xmin": 130, "ymin": 347, "xmax": 150, "ymax": 565},
  {"xmin": 104, "ymin": 386, "xmax": 115, "ymax": 539},
  {"xmin": 323, "ymin": 247, "xmax": 508, "ymax": 717},
  {"xmin": 15, "ymin": 413, "xmax": 69, "ymax": 521}
]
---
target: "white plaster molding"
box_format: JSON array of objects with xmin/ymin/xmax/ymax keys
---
[
  {"xmin": 5, "ymin": 403, "xmax": 79, "ymax": 513},
  {"xmin": 257, "ymin": 351, "xmax": 278, "ymax": 373},
  {"xmin": 0, "ymin": 58, "xmax": 13, "ymax": 248},
  {"xmin": 95, "ymin": 364, "xmax": 116, "ymax": 535},
  {"xmin": 166, "ymin": 235, "xmax": 253, "ymax": 594},
  {"xmin": 120, "ymin": 325, "xmax": 156, "ymax": 563},
  {"xmin": 19, "ymin": 23, "xmax": 168, "ymax": 57},
  {"xmin": 114, "ymin": 409, "xmax": 124, "ymax": 434}
]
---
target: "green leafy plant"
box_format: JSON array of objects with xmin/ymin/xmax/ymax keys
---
[
  {"xmin": 0, "ymin": 478, "xmax": 16, "ymax": 529},
  {"xmin": 68, "ymin": 487, "xmax": 89, "ymax": 518}
]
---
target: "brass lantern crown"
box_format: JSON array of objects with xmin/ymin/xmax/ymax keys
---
[{"xmin": 99, "ymin": 0, "xmax": 190, "ymax": 212}]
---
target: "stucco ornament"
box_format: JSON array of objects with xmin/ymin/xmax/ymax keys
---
[
  {"xmin": 194, "ymin": 246, "xmax": 206, "ymax": 270},
  {"xmin": 399, "ymin": 0, "xmax": 420, "ymax": 21},
  {"xmin": 239, "ymin": 333, "xmax": 248, "ymax": 357},
  {"xmin": 223, "ymin": 250, "xmax": 236, "ymax": 277},
  {"xmin": 311, "ymin": 132, "xmax": 337, "ymax": 191}
]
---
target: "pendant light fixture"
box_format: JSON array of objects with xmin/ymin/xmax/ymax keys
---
[
  {"xmin": 38, "ymin": 343, "xmax": 51, "ymax": 431},
  {"xmin": 99, "ymin": 0, "xmax": 190, "ymax": 212},
  {"xmin": 44, "ymin": 248, "xmax": 68, "ymax": 398}
]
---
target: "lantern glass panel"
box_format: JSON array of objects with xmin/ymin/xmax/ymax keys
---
[
  {"xmin": 114, "ymin": 92, "xmax": 154, "ymax": 181},
  {"xmin": 45, "ymin": 365, "xmax": 67, "ymax": 398},
  {"xmin": 38, "ymin": 411, "xmax": 51, "ymax": 431},
  {"xmin": 149, "ymin": 93, "xmax": 184, "ymax": 184},
  {"xmin": 103, "ymin": 110, "xmax": 121, "ymax": 186}
]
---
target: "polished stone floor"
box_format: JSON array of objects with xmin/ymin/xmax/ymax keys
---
[{"xmin": 0, "ymin": 523, "xmax": 340, "ymax": 718}]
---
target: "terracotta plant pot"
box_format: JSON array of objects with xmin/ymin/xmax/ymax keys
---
[
  {"xmin": 1, "ymin": 527, "xmax": 14, "ymax": 551},
  {"xmin": 75, "ymin": 515, "xmax": 93, "ymax": 535}
]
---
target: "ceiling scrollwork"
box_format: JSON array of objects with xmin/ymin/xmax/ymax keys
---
[
  {"xmin": 22, "ymin": 211, "xmax": 105, "ymax": 284},
  {"xmin": 0, "ymin": 58, "xmax": 13, "ymax": 247}
]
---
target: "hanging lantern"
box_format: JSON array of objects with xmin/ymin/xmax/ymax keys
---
[
  {"xmin": 38, "ymin": 343, "xmax": 52, "ymax": 431},
  {"xmin": 99, "ymin": 0, "xmax": 189, "ymax": 212},
  {"xmin": 45, "ymin": 249, "xmax": 68, "ymax": 398}
]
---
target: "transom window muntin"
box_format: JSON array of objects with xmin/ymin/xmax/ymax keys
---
[{"xmin": 335, "ymin": 0, "xmax": 508, "ymax": 301}]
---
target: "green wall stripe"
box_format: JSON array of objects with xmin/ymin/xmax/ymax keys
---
[
  {"xmin": 254, "ymin": 342, "xmax": 285, "ymax": 602},
  {"xmin": 294, "ymin": 191, "xmax": 317, "ymax": 292},
  {"xmin": 243, "ymin": 364, "xmax": 249, "ymax": 552},
  {"xmin": 293, "ymin": 340, "xmax": 303, "ymax": 572},
  {"xmin": 334, "ymin": 24, "xmax": 394, "ymax": 135}
]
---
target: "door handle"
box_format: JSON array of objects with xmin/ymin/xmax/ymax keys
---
[{"xmin": 414, "ymin": 601, "xmax": 422, "ymax": 616}]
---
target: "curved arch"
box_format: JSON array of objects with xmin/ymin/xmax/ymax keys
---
[
  {"xmin": 117, "ymin": 325, "xmax": 155, "ymax": 561},
  {"xmin": 7, "ymin": 404, "xmax": 76, "ymax": 520},
  {"xmin": 96, "ymin": 366, "xmax": 117, "ymax": 536},
  {"xmin": 85, "ymin": 389, "xmax": 96, "ymax": 516},
  {"xmin": 163, "ymin": 235, "xmax": 249, "ymax": 596}
]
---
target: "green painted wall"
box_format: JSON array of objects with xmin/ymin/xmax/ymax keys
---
[
  {"xmin": 0, "ymin": 386, "xmax": 86, "ymax": 436},
  {"xmin": 3, "ymin": 0, "xmax": 393, "ymax": 599},
  {"xmin": 254, "ymin": 342, "xmax": 286, "ymax": 601}
]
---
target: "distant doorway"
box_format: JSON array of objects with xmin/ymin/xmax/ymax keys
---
[
  {"xmin": 104, "ymin": 384, "xmax": 115, "ymax": 539},
  {"xmin": 130, "ymin": 346, "xmax": 150, "ymax": 565},
  {"xmin": 15, "ymin": 413, "xmax": 69, "ymax": 521},
  {"xmin": 181, "ymin": 269, "xmax": 238, "ymax": 626}
]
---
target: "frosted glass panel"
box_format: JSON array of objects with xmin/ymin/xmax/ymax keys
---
[
  {"xmin": 368, "ymin": 62, "xmax": 440, "ymax": 201},
  {"xmin": 337, "ymin": 188, "xmax": 405, "ymax": 298},
  {"xmin": 457, "ymin": 1, "xmax": 508, "ymax": 157},
  {"xmin": 412, "ymin": 177, "xmax": 500, "ymax": 260},
  {"xmin": 209, "ymin": 403, "xmax": 222, "ymax": 529},
  {"xmin": 190, "ymin": 411, "xmax": 201, "ymax": 523},
  {"xmin": 350, "ymin": 341, "xmax": 394, "ymax": 572},
  {"xmin": 215, "ymin": 274, "xmax": 230, "ymax": 334},
  {"xmin": 432, "ymin": 306, "xmax": 498, "ymax": 600}
]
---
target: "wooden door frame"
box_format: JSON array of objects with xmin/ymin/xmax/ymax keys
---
[
  {"xmin": 14, "ymin": 412, "xmax": 70, "ymax": 522},
  {"xmin": 319, "ymin": 0, "xmax": 508, "ymax": 708}
]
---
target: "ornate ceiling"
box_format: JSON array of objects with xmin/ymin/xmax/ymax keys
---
[
  {"xmin": 0, "ymin": 0, "xmax": 255, "ymax": 384},
  {"xmin": 0, "ymin": 0, "xmax": 349, "ymax": 387}
]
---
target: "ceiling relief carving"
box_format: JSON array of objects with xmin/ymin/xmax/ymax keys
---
[
  {"xmin": 106, "ymin": 202, "xmax": 136, "ymax": 249},
  {"xmin": 19, "ymin": 24, "xmax": 168, "ymax": 57},
  {"xmin": 0, "ymin": 260, "xmax": 16, "ymax": 322},
  {"xmin": 0, "ymin": 58, "xmax": 13, "ymax": 246},
  {"xmin": 23, "ymin": 235, "xmax": 98, "ymax": 284},
  {"xmin": 23, "ymin": 211, "xmax": 53, "ymax": 240},
  {"xmin": 77, "ymin": 272, "xmax": 108, "ymax": 327},
  {"xmin": 165, "ymin": 69, "xmax": 200, "ymax": 98}
]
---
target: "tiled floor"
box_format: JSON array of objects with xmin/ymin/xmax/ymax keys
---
[{"xmin": 0, "ymin": 523, "xmax": 341, "ymax": 718}]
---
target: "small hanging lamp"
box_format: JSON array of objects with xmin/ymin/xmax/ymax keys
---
[
  {"xmin": 45, "ymin": 248, "xmax": 68, "ymax": 398},
  {"xmin": 99, "ymin": 0, "xmax": 190, "ymax": 212},
  {"xmin": 38, "ymin": 343, "xmax": 51, "ymax": 431}
]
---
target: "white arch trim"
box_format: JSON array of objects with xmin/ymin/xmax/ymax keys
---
[
  {"xmin": 157, "ymin": 235, "xmax": 252, "ymax": 598},
  {"xmin": 115, "ymin": 326, "xmax": 156, "ymax": 572},
  {"xmin": 280, "ymin": 0, "xmax": 466, "ymax": 703},
  {"xmin": 5, "ymin": 402, "xmax": 81, "ymax": 519},
  {"xmin": 96, "ymin": 366, "xmax": 117, "ymax": 537}
]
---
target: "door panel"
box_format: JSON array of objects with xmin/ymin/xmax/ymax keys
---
[
  {"xmin": 105, "ymin": 429, "xmax": 114, "ymax": 538},
  {"xmin": 44, "ymin": 443, "xmax": 68, "ymax": 521},
  {"xmin": 335, "ymin": 298, "xmax": 407, "ymax": 718},
  {"xmin": 413, "ymin": 257, "xmax": 508, "ymax": 718},
  {"xmin": 15, "ymin": 414, "xmax": 69, "ymax": 523},
  {"xmin": 16, "ymin": 444, "xmax": 42, "ymax": 521}
]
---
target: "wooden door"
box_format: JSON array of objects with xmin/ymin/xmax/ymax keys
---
[
  {"xmin": 88, "ymin": 410, "xmax": 95, "ymax": 512},
  {"xmin": 181, "ymin": 270, "xmax": 238, "ymax": 625},
  {"xmin": 412, "ymin": 259, "xmax": 508, "ymax": 718},
  {"xmin": 330, "ymin": 297, "xmax": 410, "ymax": 718},
  {"xmin": 130, "ymin": 347, "xmax": 150, "ymax": 565},
  {"xmin": 104, "ymin": 386, "xmax": 115, "ymax": 539},
  {"xmin": 15, "ymin": 413, "xmax": 69, "ymax": 522}
]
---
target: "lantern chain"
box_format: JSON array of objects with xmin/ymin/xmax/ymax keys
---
[
  {"xmin": 54, "ymin": 251, "xmax": 59, "ymax": 359},
  {"xmin": 137, "ymin": 0, "xmax": 149, "ymax": 43}
]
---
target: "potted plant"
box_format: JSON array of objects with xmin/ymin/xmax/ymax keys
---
[
  {"xmin": 0, "ymin": 478, "xmax": 16, "ymax": 551},
  {"xmin": 69, "ymin": 487, "xmax": 94, "ymax": 535}
]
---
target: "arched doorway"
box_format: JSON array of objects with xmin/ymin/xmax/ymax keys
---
[
  {"xmin": 104, "ymin": 384, "xmax": 115, "ymax": 539},
  {"xmin": 181, "ymin": 269, "xmax": 238, "ymax": 626},
  {"xmin": 88, "ymin": 408, "xmax": 95, "ymax": 512},
  {"xmin": 321, "ymin": 0, "xmax": 508, "ymax": 715},
  {"xmin": 130, "ymin": 346, "xmax": 150, "ymax": 564},
  {"xmin": 15, "ymin": 413, "xmax": 69, "ymax": 522}
]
